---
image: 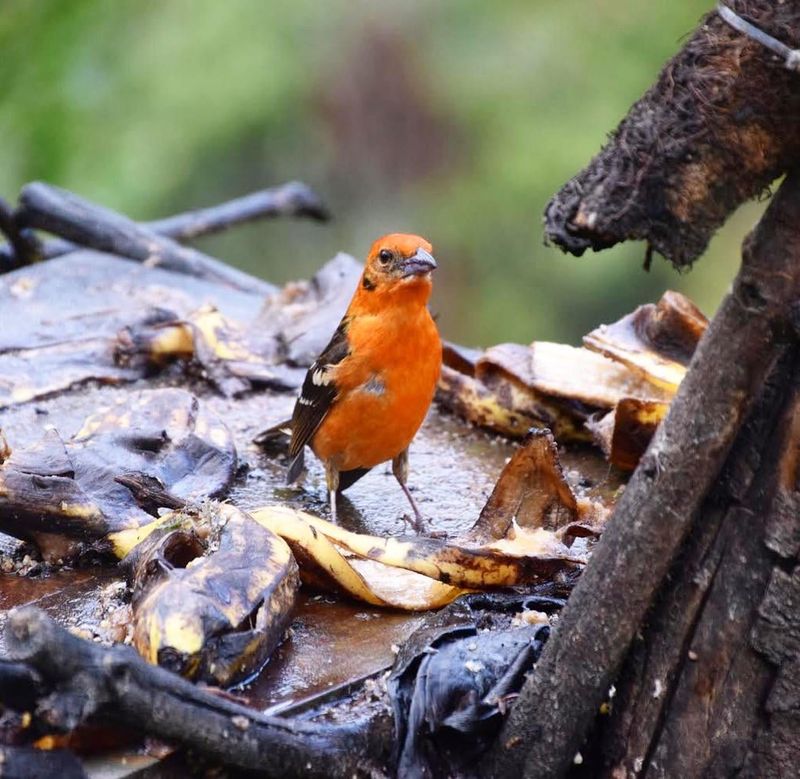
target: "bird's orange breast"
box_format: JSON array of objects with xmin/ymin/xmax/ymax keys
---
[{"xmin": 311, "ymin": 304, "xmax": 441, "ymax": 472}]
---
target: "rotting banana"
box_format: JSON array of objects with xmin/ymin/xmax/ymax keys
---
[
  {"xmin": 251, "ymin": 505, "xmax": 583, "ymax": 591},
  {"xmin": 124, "ymin": 504, "xmax": 299, "ymax": 686}
]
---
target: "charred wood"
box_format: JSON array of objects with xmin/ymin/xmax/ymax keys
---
[
  {"xmin": 4, "ymin": 607, "xmax": 381, "ymax": 778},
  {"xmin": 485, "ymin": 170, "xmax": 800, "ymax": 778},
  {"xmin": 545, "ymin": 1, "xmax": 800, "ymax": 267},
  {"xmin": 4, "ymin": 181, "xmax": 328, "ymax": 290}
]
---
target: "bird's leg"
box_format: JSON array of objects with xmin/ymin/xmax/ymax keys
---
[
  {"xmin": 392, "ymin": 449, "xmax": 426, "ymax": 534},
  {"xmin": 325, "ymin": 461, "xmax": 340, "ymax": 524}
]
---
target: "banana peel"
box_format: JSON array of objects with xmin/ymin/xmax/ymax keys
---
[
  {"xmin": 436, "ymin": 365, "xmax": 544, "ymax": 439},
  {"xmin": 112, "ymin": 254, "xmax": 364, "ymax": 396},
  {"xmin": 437, "ymin": 291, "xmax": 707, "ymax": 470},
  {"xmin": 587, "ymin": 398, "xmax": 671, "ymax": 471},
  {"xmin": 120, "ymin": 504, "xmax": 299, "ymax": 686},
  {"xmin": 249, "ymin": 430, "xmax": 596, "ymax": 610},
  {"xmin": 583, "ymin": 290, "xmax": 707, "ymax": 393},
  {"xmin": 0, "ymin": 388, "xmax": 236, "ymax": 561},
  {"xmin": 113, "ymin": 431, "xmax": 593, "ymax": 615},
  {"xmin": 476, "ymin": 341, "xmax": 673, "ymax": 408},
  {"xmin": 252, "ymin": 505, "xmax": 582, "ymax": 589},
  {"xmin": 251, "ymin": 506, "xmax": 464, "ymax": 610},
  {"xmin": 115, "ymin": 305, "xmax": 303, "ymax": 396},
  {"xmin": 470, "ymin": 428, "xmax": 600, "ymax": 541}
]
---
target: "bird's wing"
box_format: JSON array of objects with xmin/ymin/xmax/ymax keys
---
[{"xmin": 288, "ymin": 317, "xmax": 351, "ymax": 471}]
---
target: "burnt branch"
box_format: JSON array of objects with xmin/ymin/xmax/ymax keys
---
[
  {"xmin": 16, "ymin": 182, "xmax": 271, "ymax": 293},
  {"xmin": 0, "ymin": 747, "xmax": 86, "ymax": 779},
  {"xmin": 0, "ymin": 196, "xmax": 42, "ymax": 271},
  {"xmin": 545, "ymin": 1, "xmax": 800, "ymax": 267},
  {"xmin": 4, "ymin": 607, "xmax": 381, "ymax": 778},
  {"xmin": 6, "ymin": 181, "xmax": 328, "ymax": 289},
  {"xmin": 145, "ymin": 180, "xmax": 330, "ymax": 239},
  {"xmin": 485, "ymin": 171, "xmax": 800, "ymax": 778},
  {"xmin": 1, "ymin": 181, "xmax": 329, "ymax": 268}
]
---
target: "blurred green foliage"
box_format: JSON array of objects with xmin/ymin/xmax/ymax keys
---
[{"xmin": 0, "ymin": 0, "xmax": 766, "ymax": 346}]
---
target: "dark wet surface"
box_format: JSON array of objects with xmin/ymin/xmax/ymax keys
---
[
  {"xmin": 0, "ymin": 375, "xmax": 621, "ymax": 709},
  {"xmin": 0, "ymin": 378, "xmax": 510, "ymax": 701},
  {"xmin": 245, "ymin": 593, "xmax": 426, "ymax": 713},
  {"xmin": 0, "ymin": 380, "xmax": 513, "ymax": 539},
  {"xmin": 0, "ymin": 567, "xmax": 122, "ymax": 653},
  {"xmin": 0, "ymin": 252, "xmax": 626, "ymax": 779}
]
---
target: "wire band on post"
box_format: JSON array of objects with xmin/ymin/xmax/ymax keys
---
[{"xmin": 717, "ymin": 3, "xmax": 800, "ymax": 73}]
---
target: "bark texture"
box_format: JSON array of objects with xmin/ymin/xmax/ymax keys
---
[
  {"xmin": 545, "ymin": 1, "xmax": 800, "ymax": 267},
  {"xmin": 4, "ymin": 607, "xmax": 386, "ymax": 778},
  {"xmin": 485, "ymin": 172, "xmax": 800, "ymax": 778}
]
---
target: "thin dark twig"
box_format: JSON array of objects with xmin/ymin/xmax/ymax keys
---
[
  {"xmin": 16, "ymin": 183, "xmax": 275, "ymax": 293},
  {"xmin": 146, "ymin": 180, "xmax": 330, "ymax": 239},
  {"xmin": 0, "ymin": 196, "xmax": 43, "ymax": 270},
  {"xmin": 0, "ymin": 181, "xmax": 330, "ymax": 273}
]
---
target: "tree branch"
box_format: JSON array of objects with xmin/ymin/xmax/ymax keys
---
[
  {"xmin": 5, "ymin": 607, "xmax": 383, "ymax": 778},
  {"xmin": 484, "ymin": 170, "xmax": 800, "ymax": 777},
  {"xmin": 544, "ymin": 1, "xmax": 800, "ymax": 267},
  {"xmin": 4, "ymin": 181, "xmax": 329, "ymax": 289},
  {"xmin": 0, "ymin": 196, "xmax": 42, "ymax": 270},
  {"xmin": 145, "ymin": 180, "xmax": 329, "ymax": 239}
]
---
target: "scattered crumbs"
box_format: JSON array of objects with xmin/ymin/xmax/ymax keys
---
[
  {"xmin": 69, "ymin": 626, "xmax": 93, "ymax": 641},
  {"xmin": 573, "ymin": 751, "xmax": 583, "ymax": 765},
  {"xmin": 390, "ymin": 644, "xmax": 400, "ymax": 655},
  {"xmin": 2, "ymin": 553, "xmax": 43, "ymax": 577},
  {"xmin": 464, "ymin": 660, "xmax": 484, "ymax": 674},
  {"xmin": 520, "ymin": 610, "xmax": 549, "ymax": 626},
  {"xmin": 467, "ymin": 642, "xmax": 478, "ymax": 652},
  {"xmin": 609, "ymin": 684, "xmax": 617, "ymax": 699},
  {"xmin": 231, "ymin": 715, "xmax": 250, "ymax": 731},
  {"xmin": 688, "ymin": 650, "xmax": 698, "ymax": 661},
  {"xmin": 653, "ymin": 679, "xmax": 663, "ymax": 698}
]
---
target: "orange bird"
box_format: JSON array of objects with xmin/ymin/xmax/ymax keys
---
[{"xmin": 287, "ymin": 233, "xmax": 442, "ymax": 531}]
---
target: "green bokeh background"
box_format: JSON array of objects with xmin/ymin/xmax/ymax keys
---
[{"xmin": 0, "ymin": 0, "xmax": 766, "ymax": 347}]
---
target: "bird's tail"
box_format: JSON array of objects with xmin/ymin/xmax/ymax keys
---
[
  {"xmin": 286, "ymin": 450, "xmax": 305, "ymax": 485},
  {"xmin": 253, "ymin": 417, "xmax": 303, "ymax": 484},
  {"xmin": 253, "ymin": 418, "xmax": 292, "ymax": 446}
]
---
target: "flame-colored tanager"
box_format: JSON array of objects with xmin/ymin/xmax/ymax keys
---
[{"xmin": 287, "ymin": 233, "xmax": 441, "ymax": 531}]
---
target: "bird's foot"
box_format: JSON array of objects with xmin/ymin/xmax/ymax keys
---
[{"xmin": 400, "ymin": 511, "xmax": 427, "ymax": 535}]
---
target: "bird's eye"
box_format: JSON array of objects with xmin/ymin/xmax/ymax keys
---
[{"xmin": 378, "ymin": 249, "xmax": 393, "ymax": 264}]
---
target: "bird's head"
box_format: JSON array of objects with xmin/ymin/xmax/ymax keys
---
[{"xmin": 361, "ymin": 233, "xmax": 437, "ymax": 294}]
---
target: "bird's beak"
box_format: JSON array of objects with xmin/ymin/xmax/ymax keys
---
[{"xmin": 401, "ymin": 247, "xmax": 437, "ymax": 277}]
